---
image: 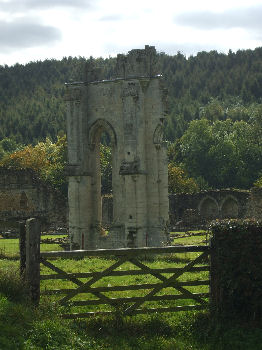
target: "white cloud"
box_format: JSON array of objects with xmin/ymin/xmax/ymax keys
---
[
  {"xmin": 1, "ymin": 0, "xmax": 262, "ymax": 65},
  {"xmin": 1, "ymin": 0, "xmax": 94, "ymax": 12},
  {"xmin": 174, "ymin": 5, "xmax": 262, "ymax": 31},
  {"xmin": 0, "ymin": 17, "xmax": 61, "ymax": 52}
]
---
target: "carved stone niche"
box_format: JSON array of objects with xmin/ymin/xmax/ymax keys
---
[{"xmin": 119, "ymin": 159, "xmax": 141, "ymax": 175}]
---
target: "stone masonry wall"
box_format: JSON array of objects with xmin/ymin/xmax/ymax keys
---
[
  {"xmin": 169, "ymin": 189, "xmax": 253, "ymax": 229},
  {"xmin": 102, "ymin": 189, "xmax": 261, "ymax": 230},
  {"xmin": 248, "ymin": 187, "xmax": 262, "ymax": 220},
  {"xmin": 0, "ymin": 168, "xmax": 67, "ymax": 231}
]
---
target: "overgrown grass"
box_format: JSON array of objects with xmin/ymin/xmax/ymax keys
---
[{"xmin": 1, "ymin": 279, "xmax": 262, "ymax": 350}]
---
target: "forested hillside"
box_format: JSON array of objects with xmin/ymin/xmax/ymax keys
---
[
  {"xmin": 0, "ymin": 48, "xmax": 262, "ymax": 190},
  {"xmin": 0, "ymin": 57, "xmax": 116, "ymax": 143}
]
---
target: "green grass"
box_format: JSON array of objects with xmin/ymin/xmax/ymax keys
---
[
  {"xmin": 0, "ymin": 238, "xmax": 19, "ymax": 257},
  {"xmin": 171, "ymin": 231, "xmax": 210, "ymax": 246},
  {"xmin": 0, "ymin": 234, "xmax": 67, "ymax": 258},
  {"xmin": 0, "ymin": 233, "xmax": 261, "ymax": 349}
]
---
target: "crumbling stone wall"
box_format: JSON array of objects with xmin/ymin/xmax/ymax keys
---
[
  {"xmin": 169, "ymin": 189, "xmax": 251, "ymax": 228},
  {"xmin": 0, "ymin": 168, "xmax": 67, "ymax": 231},
  {"xmin": 101, "ymin": 188, "xmax": 262, "ymax": 230},
  {"xmin": 65, "ymin": 46, "xmax": 169, "ymax": 249},
  {"xmin": 248, "ymin": 187, "xmax": 262, "ymax": 220}
]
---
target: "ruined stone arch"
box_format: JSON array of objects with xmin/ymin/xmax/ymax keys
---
[
  {"xmin": 65, "ymin": 46, "xmax": 169, "ymax": 249},
  {"xmin": 66, "ymin": 46, "xmax": 169, "ymax": 249},
  {"xmin": 88, "ymin": 119, "xmax": 117, "ymax": 148},
  {"xmin": 220, "ymin": 195, "xmax": 239, "ymax": 218},
  {"xmin": 198, "ymin": 196, "xmax": 219, "ymax": 219},
  {"xmin": 87, "ymin": 118, "xmax": 117, "ymax": 234}
]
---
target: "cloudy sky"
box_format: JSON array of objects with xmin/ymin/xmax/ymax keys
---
[{"xmin": 1, "ymin": 0, "xmax": 262, "ymax": 66}]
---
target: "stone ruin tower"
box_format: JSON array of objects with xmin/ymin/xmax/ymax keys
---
[{"xmin": 65, "ymin": 45, "xmax": 169, "ymax": 249}]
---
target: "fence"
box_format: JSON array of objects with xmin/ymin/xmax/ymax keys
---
[{"xmin": 21, "ymin": 218, "xmax": 210, "ymax": 318}]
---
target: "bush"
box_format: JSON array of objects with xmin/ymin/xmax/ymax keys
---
[{"xmin": 210, "ymin": 219, "xmax": 262, "ymax": 322}]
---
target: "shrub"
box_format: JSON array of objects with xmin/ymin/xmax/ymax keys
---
[{"xmin": 210, "ymin": 219, "xmax": 262, "ymax": 322}]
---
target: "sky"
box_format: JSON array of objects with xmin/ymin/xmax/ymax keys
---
[{"xmin": 1, "ymin": 0, "xmax": 262, "ymax": 66}]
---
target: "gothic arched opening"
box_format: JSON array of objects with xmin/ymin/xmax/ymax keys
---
[
  {"xmin": 199, "ymin": 197, "xmax": 219, "ymax": 219},
  {"xmin": 88, "ymin": 120, "xmax": 117, "ymax": 232},
  {"xmin": 221, "ymin": 197, "xmax": 239, "ymax": 218}
]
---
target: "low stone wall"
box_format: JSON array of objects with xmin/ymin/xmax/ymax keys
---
[
  {"xmin": 169, "ymin": 189, "xmax": 251, "ymax": 228},
  {"xmin": 0, "ymin": 167, "xmax": 261, "ymax": 235},
  {"xmin": 0, "ymin": 168, "xmax": 67, "ymax": 231},
  {"xmin": 102, "ymin": 189, "xmax": 262, "ymax": 230}
]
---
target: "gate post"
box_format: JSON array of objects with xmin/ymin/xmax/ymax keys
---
[
  {"xmin": 25, "ymin": 218, "xmax": 40, "ymax": 305},
  {"xmin": 19, "ymin": 221, "xmax": 26, "ymax": 278},
  {"xmin": 209, "ymin": 236, "xmax": 221, "ymax": 313}
]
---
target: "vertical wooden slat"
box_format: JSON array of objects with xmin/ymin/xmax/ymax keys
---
[{"xmin": 25, "ymin": 218, "xmax": 41, "ymax": 305}]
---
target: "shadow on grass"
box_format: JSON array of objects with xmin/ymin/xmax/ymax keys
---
[{"xmin": 70, "ymin": 311, "xmax": 262, "ymax": 350}]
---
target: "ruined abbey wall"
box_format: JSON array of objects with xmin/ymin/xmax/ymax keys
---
[
  {"xmin": 0, "ymin": 167, "xmax": 261, "ymax": 236},
  {"xmin": 103, "ymin": 188, "xmax": 262, "ymax": 230},
  {"xmin": 65, "ymin": 46, "xmax": 169, "ymax": 249},
  {"xmin": 0, "ymin": 168, "xmax": 67, "ymax": 231},
  {"xmin": 169, "ymin": 189, "xmax": 249, "ymax": 227}
]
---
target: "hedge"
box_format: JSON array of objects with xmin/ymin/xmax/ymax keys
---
[{"xmin": 210, "ymin": 219, "xmax": 262, "ymax": 322}]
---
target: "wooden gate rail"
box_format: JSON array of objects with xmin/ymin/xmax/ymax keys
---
[
  {"xmin": 39, "ymin": 245, "xmax": 210, "ymax": 318},
  {"xmin": 40, "ymin": 245, "xmax": 209, "ymax": 258},
  {"xmin": 40, "ymin": 265, "xmax": 209, "ymax": 280}
]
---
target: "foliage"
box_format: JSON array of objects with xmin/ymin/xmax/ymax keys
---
[
  {"xmin": 1, "ymin": 48, "xmax": 262, "ymax": 145},
  {"xmin": 168, "ymin": 163, "xmax": 199, "ymax": 194},
  {"xmin": 0, "ymin": 267, "xmax": 29, "ymax": 303},
  {"xmin": 0, "ymin": 57, "xmax": 116, "ymax": 144},
  {"xmin": 254, "ymin": 176, "xmax": 262, "ymax": 188},
  {"xmin": 1, "ymin": 48, "xmax": 262, "ymax": 191},
  {"xmin": 0, "ymin": 135, "xmax": 67, "ymax": 194},
  {"xmin": 0, "ymin": 137, "xmax": 22, "ymax": 161},
  {"xmin": 161, "ymin": 48, "xmax": 262, "ymax": 140},
  {"xmin": 100, "ymin": 143, "xmax": 112, "ymax": 194},
  {"xmin": 173, "ymin": 118, "xmax": 262, "ymax": 189},
  {"xmin": 210, "ymin": 219, "xmax": 262, "ymax": 322}
]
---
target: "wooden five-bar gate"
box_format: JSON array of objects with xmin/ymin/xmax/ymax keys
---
[{"xmin": 21, "ymin": 219, "xmax": 210, "ymax": 319}]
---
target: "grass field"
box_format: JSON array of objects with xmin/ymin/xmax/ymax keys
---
[
  {"xmin": 0, "ymin": 234, "xmax": 67, "ymax": 258},
  {"xmin": 0, "ymin": 232, "xmax": 261, "ymax": 349}
]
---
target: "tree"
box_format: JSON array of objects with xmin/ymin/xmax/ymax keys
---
[
  {"xmin": 254, "ymin": 176, "xmax": 262, "ymax": 188},
  {"xmin": 168, "ymin": 164, "xmax": 199, "ymax": 194},
  {"xmin": 100, "ymin": 144, "xmax": 112, "ymax": 194},
  {"xmin": 174, "ymin": 118, "xmax": 262, "ymax": 189},
  {"xmin": 0, "ymin": 136, "xmax": 68, "ymax": 194}
]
